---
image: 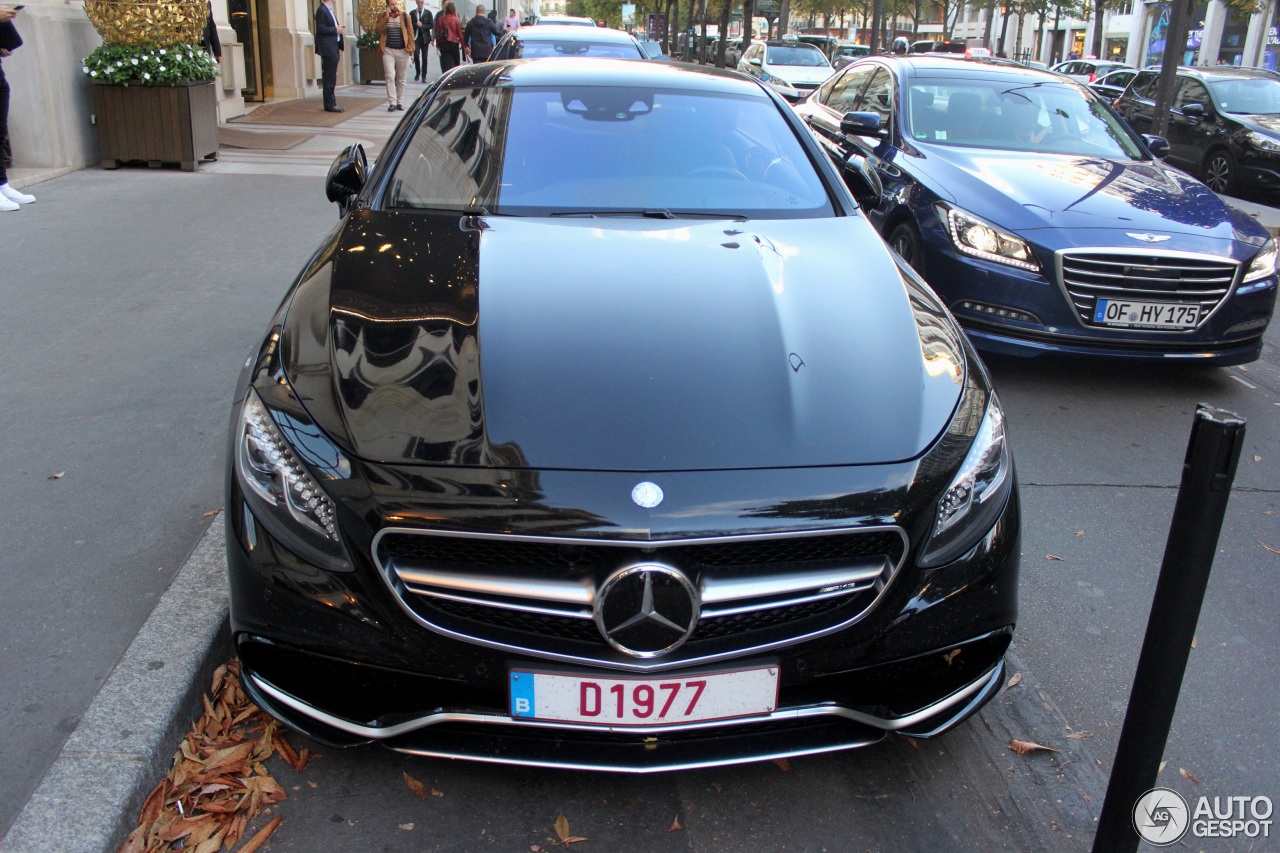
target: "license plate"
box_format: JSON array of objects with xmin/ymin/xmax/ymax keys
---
[
  {"xmin": 1093, "ymin": 298, "xmax": 1199, "ymax": 329},
  {"xmin": 509, "ymin": 666, "xmax": 779, "ymax": 727}
]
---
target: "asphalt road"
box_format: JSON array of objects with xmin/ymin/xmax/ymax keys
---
[{"xmin": 2, "ymin": 82, "xmax": 1278, "ymax": 848}]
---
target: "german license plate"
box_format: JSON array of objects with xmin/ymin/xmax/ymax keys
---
[
  {"xmin": 1094, "ymin": 298, "xmax": 1198, "ymax": 329},
  {"xmin": 509, "ymin": 666, "xmax": 779, "ymax": 726}
]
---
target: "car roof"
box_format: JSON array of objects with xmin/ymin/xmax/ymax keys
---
[
  {"xmin": 765, "ymin": 40, "xmax": 822, "ymax": 49},
  {"xmin": 868, "ymin": 54, "xmax": 1076, "ymax": 81},
  {"xmin": 534, "ymin": 15, "xmax": 596, "ymax": 25},
  {"xmin": 1173, "ymin": 64, "xmax": 1280, "ymax": 81},
  {"xmin": 509, "ymin": 25, "xmax": 637, "ymax": 43},
  {"xmin": 438, "ymin": 56, "xmax": 769, "ymax": 96}
]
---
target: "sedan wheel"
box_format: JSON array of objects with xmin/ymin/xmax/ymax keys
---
[
  {"xmin": 889, "ymin": 222, "xmax": 924, "ymax": 274},
  {"xmin": 1203, "ymin": 149, "xmax": 1236, "ymax": 195}
]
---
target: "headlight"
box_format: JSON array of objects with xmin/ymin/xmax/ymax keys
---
[
  {"xmin": 1243, "ymin": 238, "xmax": 1277, "ymax": 283},
  {"xmin": 1246, "ymin": 130, "xmax": 1280, "ymax": 153},
  {"xmin": 919, "ymin": 392, "xmax": 1013, "ymax": 568},
  {"xmin": 236, "ymin": 386, "xmax": 351, "ymax": 570},
  {"xmin": 939, "ymin": 204, "xmax": 1039, "ymax": 272}
]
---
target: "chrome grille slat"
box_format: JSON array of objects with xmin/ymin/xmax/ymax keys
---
[{"xmin": 1057, "ymin": 249, "xmax": 1239, "ymax": 330}]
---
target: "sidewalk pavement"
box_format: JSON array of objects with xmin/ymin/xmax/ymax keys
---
[{"xmin": 3, "ymin": 75, "xmax": 1278, "ymax": 852}]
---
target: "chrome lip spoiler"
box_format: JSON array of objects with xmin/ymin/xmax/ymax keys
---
[{"xmin": 247, "ymin": 660, "xmax": 1003, "ymax": 765}]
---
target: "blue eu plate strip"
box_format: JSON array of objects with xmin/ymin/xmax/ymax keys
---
[{"xmin": 510, "ymin": 671, "xmax": 536, "ymax": 718}]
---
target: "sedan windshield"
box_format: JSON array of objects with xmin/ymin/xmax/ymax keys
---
[
  {"xmin": 907, "ymin": 79, "xmax": 1147, "ymax": 158},
  {"xmin": 1208, "ymin": 76, "xmax": 1280, "ymax": 114},
  {"xmin": 513, "ymin": 39, "xmax": 643, "ymax": 58},
  {"xmin": 387, "ymin": 85, "xmax": 833, "ymax": 218},
  {"xmin": 766, "ymin": 46, "xmax": 829, "ymax": 67}
]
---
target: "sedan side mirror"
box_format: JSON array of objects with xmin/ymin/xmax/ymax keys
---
[
  {"xmin": 326, "ymin": 144, "xmax": 368, "ymax": 216},
  {"xmin": 1181, "ymin": 102, "xmax": 1206, "ymax": 119},
  {"xmin": 1143, "ymin": 134, "xmax": 1171, "ymax": 160},
  {"xmin": 748, "ymin": 57, "xmax": 762, "ymax": 66},
  {"xmin": 840, "ymin": 111, "xmax": 883, "ymax": 137}
]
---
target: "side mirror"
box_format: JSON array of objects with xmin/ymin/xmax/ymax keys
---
[
  {"xmin": 844, "ymin": 151, "xmax": 883, "ymax": 210},
  {"xmin": 840, "ymin": 111, "xmax": 883, "ymax": 137},
  {"xmin": 748, "ymin": 57, "xmax": 762, "ymax": 66},
  {"xmin": 1180, "ymin": 102, "xmax": 1206, "ymax": 119},
  {"xmin": 1143, "ymin": 134, "xmax": 1171, "ymax": 159},
  {"xmin": 326, "ymin": 143, "xmax": 368, "ymax": 216}
]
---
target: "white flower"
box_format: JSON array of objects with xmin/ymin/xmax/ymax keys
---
[
  {"xmin": 90, "ymin": 70, "xmax": 98, "ymax": 77},
  {"xmin": 82, "ymin": 65, "xmax": 89, "ymax": 73},
  {"xmin": 143, "ymin": 72, "xmax": 151, "ymax": 79},
  {"xmin": 131, "ymin": 58, "xmax": 139, "ymax": 65},
  {"xmin": 159, "ymin": 48, "xmax": 166, "ymax": 55},
  {"xmin": 159, "ymin": 66, "xmax": 166, "ymax": 72}
]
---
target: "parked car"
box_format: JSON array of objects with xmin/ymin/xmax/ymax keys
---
[
  {"xmin": 638, "ymin": 39, "xmax": 671, "ymax": 61},
  {"xmin": 1089, "ymin": 67, "xmax": 1138, "ymax": 101},
  {"xmin": 490, "ymin": 24, "xmax": 645, "ymax": 60},
  {"xmin": 831, "ymin": 42, "xmax": 872, "ymax": 70},
  {"xmin": 1111, "ymin": 65, "xmax": 1280, "ymax": 196},
  {"xmin": 794, "ymin": 55, "xmax": 1277, "ymax": 364},
  {"xmin": 227, "ymin": 57, "xmax": 1020, "ymax": 772},
  {"xmin": 1051, "ymin": 58, "xmax": 1131, "ymax": 83},
  {"xmin": 738, "ymin": 39, "xmax": 835, "ymax": 102},
  {"xmin": 533, "ymin": 14, "xmax": 595, "ymax": 25}
]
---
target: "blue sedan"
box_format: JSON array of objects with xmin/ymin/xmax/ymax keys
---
[{"xmin": 794, "ymin": 55, "xmax": 1278, "ymax": 365}]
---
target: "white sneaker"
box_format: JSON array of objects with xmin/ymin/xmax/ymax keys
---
[
  {"xmin": 0, "ymin": 184, "xmax": 36, "ymax": 204},
  {"xmin": 0, "ymin": 195, "xmax": 19, "ymax": 212}
]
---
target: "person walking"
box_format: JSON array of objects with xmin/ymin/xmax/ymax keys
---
[
  {"xmin": 377, "ymin": 0, "xmax": 414, "ymax": 110},
  {"xmin": 314, "ymin": 0, "xmax": 346, "ymax": 112},
  {"xmin": 0, "ymin": 4, "xmax": 34, "ymax": 211},
  {"xmin": 503, "ymin": 7, "xmax": 518, "ymax": 32},
  {"xmin": 463, "ymin": 4, "xmax": 503, "ymax": 63},
  {"xmin": 409, "ymin": 0, "xmax": 433, "ymax": 81},
  {"xmin": 434, "ymin": 2, "xmax": 463, "ymax": 73}
]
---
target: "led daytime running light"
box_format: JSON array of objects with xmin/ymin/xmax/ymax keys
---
[
  {"xmin": 943, "ymin": 207, "xmax": 1039, "ymax": 272},
  {"xmin": 240, "ymin": 391, "xmax": 339, "ymax": 542},
  {"xmin": 1243, "ymin": 239, "xmax": 1277, "ymax": 283},
  {"xmin": 935, "ymin": 397, "xmax": 1008, "ymax": 537}
]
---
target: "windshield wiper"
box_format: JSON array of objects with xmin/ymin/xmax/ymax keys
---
[{"xmin": 549, "ymin": 209, "xmax": 749, "ymax": 221}]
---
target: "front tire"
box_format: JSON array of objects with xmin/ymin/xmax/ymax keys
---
[
  {"xmin": 1202, "ymin": 148, "xmax": 1237, "ymax": 195},
  {"xmin": 889, "ymin": 221, "xmax": 925, "ymax": 275}
]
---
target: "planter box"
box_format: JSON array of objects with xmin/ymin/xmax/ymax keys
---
[
  {"xmin": 359, "ymin": 47, "xmax": 385, "ymax": 84},
  {"xmin": 93, "ymin": 81, "xmax": 218, "ymax": 172}
]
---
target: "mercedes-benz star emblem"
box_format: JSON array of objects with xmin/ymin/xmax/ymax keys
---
[
  {"xmin": 631, "ymin": 481, "xmax": 664, "ymax": 508},
  {"xmin": 1126, "ymin": 232, "xmax": 1171, "ymax": 243},
  {"xmin": 595, "ymin": 565, "xmax": 699, "ymax": 658}
]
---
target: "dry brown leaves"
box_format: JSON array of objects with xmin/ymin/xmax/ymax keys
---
[
  {"xmin": 553, "ymin": 813, "xmax": 588, "ymax": 846},
  {"xmin": 1009, "ymin": 739, "xmax": 1060, "ymax": 756},
  {"xmin": 118, "ymin": 658, "xmax": 308, "ymax": 853}
]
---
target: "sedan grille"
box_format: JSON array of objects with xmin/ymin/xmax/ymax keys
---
[
  {"xmin": 1059, "ymin": 251, "xmax": 1237, "ymax": 328},
  {"xmin": 374, "ymin": 527, "xmax": 907, "ymax": 670}
]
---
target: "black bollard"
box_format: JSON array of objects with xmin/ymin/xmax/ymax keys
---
[{"xmin": 1092, "ymin": 404, "xmax": 1246, "ymax": 853}]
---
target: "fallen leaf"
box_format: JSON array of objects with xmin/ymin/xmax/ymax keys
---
[
  {"xmin": 1255, "ymin": 455, "xmax": 1263, "ymax": 463},
  {"xmin": 202, "ymin": 509, "xmax": 221, "ymax": 517},
  {"xmin": 431, "ymin": 787, "xmax": 444, "ymax": 798},
  {"xmin": 49, "ymin": 471, "xmax": 65, "ymax": 480},
  {"xmin": 1004, "ymin": 672, "xmax": 1022, "ymax": 690},
  {"xmin": 236, "ymin": 816, "xmax": 282, "ymax": 853},
  {"xmin": 1261, "ymin": 541, "xmax": 1280, "ymax": 555},
  {"xmin": 1045, "ymin": 554, "xmax": 1064, "ymax": 561},
  {"xmin": 553, "ymin": 813, "xmax": 589, "ymax": 846},
  {"xmin": 1075, "ymin": 530, "xmax": 1085, "ymax": 537},
  {"xmin": 1239, "ymin": 365, "xmax": 1249, "ymax": 372},
  {"xmin": 307, "ymin": 780, "xmax": 317, "ymax": 788},
  {"xmin": 403, "ymin": 771, "xmax": 428, "ymax": 800},
  {"xmin": 531, "ymin": 847, "xmax": 542, "ymax": 852},
  {"xmin": 1066, "ymin": 731, "xmax": 1095, "ymax": 740},
  {"xmin": 1084, "ymin": 794, "xmax": 1093, "ymax": 804},
  {"xmin": 668, "ymin": 814, "xmax": 683, "ymax": 832},
  {"xmin": 400, "ymin": 823, "xmax": 415, "ymax": 830},
  {"xmin": 943, "ymin": 649, "xmax": 961, "ymax": 664},
  {"xmin": 1264, "ymin": 510, "xmax": 1276, "ymax": 516},
  {"xmin": 772, "ymin": 758, "xmax": 791, "ymax": 772},
  {"xmin": 1191, "ymin": 636, "xmax": 1198, "ymax": 649},
  {"xmin": 1180, "ymin": 767, "xmax": 1201, "ymax": 785},
  {"xmin": 1009, "ymin": 739, "xmax": 1060, "ymax": 755},
  {"xmin": 901, "ymin": 736, "xmax": 920, "ymax": 750}
]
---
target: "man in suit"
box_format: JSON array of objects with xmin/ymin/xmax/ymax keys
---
[
  {"xmin": 409, "ymin": 0, "xmax": 433, "ymax": 81},
  {"xmin": 315, "ymin": 0, "xmax": 346, "ymax": 112}
]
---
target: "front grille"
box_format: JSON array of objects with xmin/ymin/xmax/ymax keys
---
[
  {"xmin": 375, "ymin": 527, "xmax": 907, "ymax": 669},
  {"xmin": 1059, "ymin": 250, "xmax": 1237, "ymax": 329}
]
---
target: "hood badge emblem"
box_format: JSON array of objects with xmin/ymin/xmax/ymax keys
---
[
  {"xmin": 1126, "ymin": 233, "xmax": 1171, "ymax": 243},
  {"xmin": 631, "ymin": 482, "xmax": 664, "ymax": 509}
]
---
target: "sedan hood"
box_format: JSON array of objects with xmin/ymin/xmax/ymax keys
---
[
  {"xmin": 286, "ymin": 212, "xmax": 965, "ymax": 471},
  {"xmin": 908, "ymin": 148, "xmax": 1252, "ymax": 239}
]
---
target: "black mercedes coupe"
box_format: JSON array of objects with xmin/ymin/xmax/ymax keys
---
[{"xmin": 225, "ymin": 58, "xmax": 1020, "ymax": 772}]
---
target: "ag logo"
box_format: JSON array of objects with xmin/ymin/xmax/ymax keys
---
[{"xmin": 1133, "ymin": 787, "xmax": 1190, "ymax": 846}]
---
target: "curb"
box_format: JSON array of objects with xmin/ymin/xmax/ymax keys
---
[{"xmin": 1, "ymin": 519, "xmax": 231, "ymax": 853}]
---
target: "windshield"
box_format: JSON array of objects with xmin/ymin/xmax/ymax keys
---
[
  {"xmin": 514, "ymin": 39, "xmax": 643, "ymax": 58},
  {"xmin": 766, "ymin": 46, "xmax": 829, "ymax": 67},
  {"xmin": 906, "ymin": 79, "xmax": 1148, "ymax": 158},
  {"xmin": 1207, "ymin": 77, "xmax": 1280, "ymax": 115},
  {"xmin": 387, "ymin": 85, "xmax": 834, "ymax": 218}
]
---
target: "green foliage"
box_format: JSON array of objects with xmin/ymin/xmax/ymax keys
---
[
  {"xmin": 356, "ymin": 31, "xmax": 380, "ymax": 48},
  {"xmin": 566, "ymin": 0, "xmax": 617, "ymax": 27},
  {"xmin": 83, "ymin": 43, "xmax": 220, "ymax": 86}
]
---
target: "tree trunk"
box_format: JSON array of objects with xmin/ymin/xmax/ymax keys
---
[
  {"xmin": 743, "ymin": 0, "xmax": 754, "ymax": 56},
  {"xmin": 1090, "ymin": 0, "xmax": 1104, "ymax": 60},
  {"xmin": 778, "ymin": 0, "xmax": 790, "ymax": 37},
  {"xmin": 1153, "ymin": 0, "xmax": 1193, "ymax": 138},
  {"xmin": 716, "ymin": 0, "xmax": 731, "ymax": 67}
]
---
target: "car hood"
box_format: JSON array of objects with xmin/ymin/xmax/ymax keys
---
[
  {"xmin": 284, "ymin": 211, "xmax": 966, "ymax": 471},
  {"xmin": 1235, "ymin": 113, "xmax": 1280, "ymax": 135},
  {"xmin": 907, "ymin": 147, "xmax": 1257, "ymax": 240},
  {"xmin": 768, "ymin": 64, "xmax": 834, "ymax": 85}
]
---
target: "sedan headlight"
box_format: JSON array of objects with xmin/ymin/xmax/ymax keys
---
[
  {"xmin": 1246, "ymin": 130, "xmax": 1280, "ymax": 154},
  {"xmin": 236, "ymin": 387, "xmax": 351, "ymax": 570},
  {"xmin": 1243, "ymin": 238, "xmax": 1277, "ymax": 283},
  {"xmin": 919, "ymin": 392, "xmax": 1012, "ymax": 568},
  {"xmin": 939, "ymin": 204, "xmax": 1039, "ymax": 272}
]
